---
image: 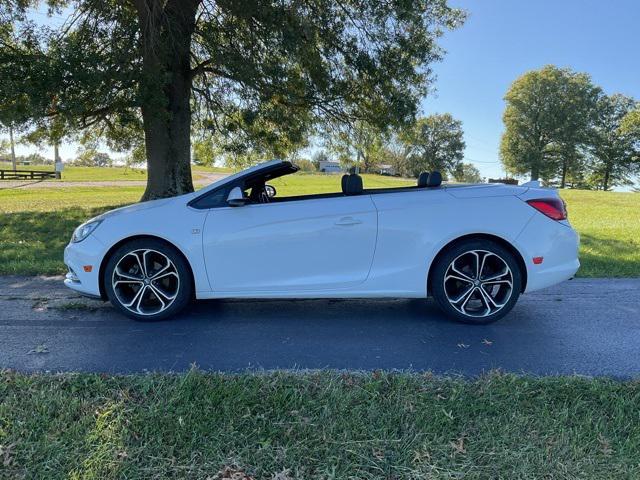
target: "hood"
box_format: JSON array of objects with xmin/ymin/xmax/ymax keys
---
[{"xmin": 96, "ymin": 196, "xmax": 179, "ymax": 221}]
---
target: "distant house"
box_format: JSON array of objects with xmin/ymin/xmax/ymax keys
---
[
  {"xmin": 378, "ymin": 164, "xmax": 396, "ymax": 176},
  {"xmin": 319, "ymin": 160, "xmax": 341, "ymax": 173}
]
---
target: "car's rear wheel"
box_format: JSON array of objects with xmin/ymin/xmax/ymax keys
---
[
  {"xmin": 104, "ymin": 238, "xmax": 193, "ymax": 321},
  {"xmin": 430, "ymin": 239, "xmax": 522, "ymax": 324}
]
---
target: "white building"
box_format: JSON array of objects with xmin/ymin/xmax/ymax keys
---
[
  {"xmin": 379, "ymin": 164, "xmax": 396, "ymax": 176},
  {"xmin": 318, "ymin": 160, "xmax": 342, "ymax": 173}
]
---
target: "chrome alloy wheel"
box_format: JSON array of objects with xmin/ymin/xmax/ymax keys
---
[
  {"xmin": 111, "ymin": 249, "xmax": 180, "ymax": 316},
  {"xmin": 443, "ymin": 249, "xmax": 514, "ymax": 318}
]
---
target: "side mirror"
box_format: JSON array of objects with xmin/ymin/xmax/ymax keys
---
[
  {"xmin": 265, "ymin": 184, "xmax": 276, "ymax": 198},
  {"xmin": 226, "ymin": 187, "xmax": 248, "ymax": 207}
]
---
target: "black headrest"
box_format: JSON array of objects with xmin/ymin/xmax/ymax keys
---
[
  {"xmin": 341, "ymin": 174, "xmax": 349, "ymax": 193},
  {"xmin": 343, "ymin": 173, "xmax": 363, "ymax": 195},
  {"xmin": 418, "ymin": 172, "xmax": 430, "ymax": 187},
  {"xmin": 427, "ymin": 171, "xmax": 442, "ymax": 187}
]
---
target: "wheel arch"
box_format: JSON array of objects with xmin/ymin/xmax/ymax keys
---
[
  {"xmin": 426, "ymin": 233, "xmax": 528, "ymax": 296},
  {"xmin": 98, "ymin": 235, "xmax": 196, "ymax": 300}
]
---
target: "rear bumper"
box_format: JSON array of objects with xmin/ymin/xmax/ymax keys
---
[{"xmin": 516, "ymin": 214, "xmax": 580, "ymax": 293}]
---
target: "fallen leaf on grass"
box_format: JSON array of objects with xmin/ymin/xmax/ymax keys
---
[
  {"xmin": 0, "ymin": 443, "xmax": 16, "ymax": 467},
  {"xmin": 450, "ymin": 436, "xmax": 466, "ymax": 454},
  {"xmin": 214, "ymin": 465, "xmax": 254, "ymax": 480},
  {"xmin": 27, "ymin": 344, "xmax": 49, "ymax": 355},
  {"xmin": 272, "ymin": 468, "xmax": 294, "ymax": 480},
  {"xmin": 372, "ymin": 447, "xmax": 385, "ymax": 460},
  {"xmin": 598, "ymin": 433, "xmax": 613, "ymax": 456}
]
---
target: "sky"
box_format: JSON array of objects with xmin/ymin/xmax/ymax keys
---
[
  {"xmin": 5, "ymin": 0, "xmax": 640, "ymax": 181},
  {"xmin": 422, "ymin": 0, "xmax": 640, "ymax": 180}
]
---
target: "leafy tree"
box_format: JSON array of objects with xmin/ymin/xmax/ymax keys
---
[
  {"xmin": 453, "ymin": 162, "xmax": 482, "ymax": 183},
  {"xmin": 329, "ymin": 121, "xmax": 387, "ymax": 173},
  {"xmin": 75, "ymin": 149, "xmax": 113, "ymax": 167},
  {"xmin": 0, "ymin": 0, "xmax": 465, "ymax": 199},
  {"xmin": 293, "ymin": 158, "xmax": 316, "ymax": 172},
  {"xmin": 500, "ymin": 65, "xmax": 600, "ymax": 183},
  {"xmin": 620, "ymin": 108, "xmax": 640, "ymax": 142},
  {"xmin": 400, "ymin": 113, "xmax": 465, "ymax": 178},
  {"xmin": 587, "ymin": 94, "xmax": 639, "ymax": 190},
  {"xmin": 192, "ymin": 136, "xmax": 223, "ymax": 166}
]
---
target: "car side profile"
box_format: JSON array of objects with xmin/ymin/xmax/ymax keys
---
[{"xmin": 64, "ymin": 160, "xmax": 580, "ymax": 324}]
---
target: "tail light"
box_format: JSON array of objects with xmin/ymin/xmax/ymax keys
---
[{"xmin": 526, "ymin": 198, "xmax": 567, "ymax": 221}]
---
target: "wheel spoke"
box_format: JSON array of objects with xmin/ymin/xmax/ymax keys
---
[
  {"xmin": 483, "ymin": 279, "xmax": 512, "ymax": 288},
  {"xmin": 445, "ymin": 273, "xmax": 474, "ymax": 285},
  {"xmin": 450, "ymin": 284, "xmax": 475, "ymax": 304},
  {"xmin": 134, "ymin": 285, "xmax": 149, "ymax": 313},
  {"xmin": 460, "ymin": 287, "xmax": 479, "ymax": 314},
  {"xmin": 482, "ymin": 268, "xmax": 510, "ymax": 282},
  {"xmin": 450, "ymin": 263, "xmax": 474, "ymax": 282},
  {"xmin": 147, "ymin": 285, "xmax": 166, "ymax": 310},
  {"xmin": 114, "ymin": 266, "xmax": 143, "ymax": 281},
  {"xmin": 114, "ymin": 279, "xmax": 143, "ymax": 287},
  {"xmin": 479, "ymin": 252, "xmax": 493, "ymax": 280},
  {"xmin": 130, "ymin": 251, "xmax": 147, "ymax": 277},
  {"xmin": 122, "ymin": 284, "xmax": 146, "ymax": 308},
  {"xmin": 151, "ymin": 270, "xmax": 178, "ymax": 282},
  {"xmin": 473, "ymin": 287, "xmax": 493, "ymax": 316},
  {"xmin": 149, "ymin": 283, "xmax": 176, "ymax": 302},
  {"xmin": 149, "ymin": 262, "xmax": 171, "ymax": 280},
  {"xmin": 478, "ymin": 284, "xmax": 501, "ymax": 309},
  {"xmin": 471, "ymin": 251, "xmax": 481, "ymax": 279}
]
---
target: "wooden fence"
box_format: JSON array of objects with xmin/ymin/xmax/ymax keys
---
[{"xmin": 0, "ymin": 169, "xmax": 60, "ymax": 180}]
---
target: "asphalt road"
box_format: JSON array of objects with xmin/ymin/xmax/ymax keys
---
[{"xmin": 1, "ymin": 276, "xmax": 639, "ymax": 377}]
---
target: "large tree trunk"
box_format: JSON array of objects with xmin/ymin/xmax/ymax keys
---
[
  {"xmin": 134, "ymin": 0, "xmax": 199, "ymax": 201},
  {"xmin": 560, "ymin": 159, "xmax": 567, "ymax": 189},
  {"xmin": 603, "ymin": 167, "xmax": 610, "ymax": 191},
  {"xmin": 530, "ymin": 163, "xmax": 540, "ymax": 182}
]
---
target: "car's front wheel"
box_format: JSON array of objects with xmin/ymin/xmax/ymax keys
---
[
  {"xmin": 104, "ymin": 238, "xmax": 193, "ymax": 321},
  {"xmin": 430, "ymin": 239, "xmax": 522, "ymax": 324}
]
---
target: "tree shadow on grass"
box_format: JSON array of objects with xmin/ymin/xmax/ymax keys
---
[
  {"xmin": 0, "ymin": 206, "xmax": 121, "ymax": 276},
  {"xmin": 578, "ymin": 233, "xmax": 640, "ymax": 277}
]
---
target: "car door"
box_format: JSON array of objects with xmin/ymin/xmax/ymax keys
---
[{"xmin": 201, "ymin": 195, "xmax": 378, "ymax": 293}]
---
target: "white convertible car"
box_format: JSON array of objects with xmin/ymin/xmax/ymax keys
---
[{"xmin": 64, "ymin": 160, "xmax": 579, "ymax": 324}]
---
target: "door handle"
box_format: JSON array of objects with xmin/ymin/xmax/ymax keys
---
[{"xmin": 335, "ymin": 217, "xmax": 362, "ymax": 226}]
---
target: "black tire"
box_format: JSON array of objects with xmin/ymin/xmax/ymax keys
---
[
  {"xmin": 104, "ymin": 238, "xmax": 193, "ymax": 321},
  {"xmin": 430, "ymin": 239, "xmax": 522, "ymax": 324}
]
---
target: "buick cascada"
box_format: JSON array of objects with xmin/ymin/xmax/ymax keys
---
[{"xmin": 64, "ymin": 160, "xmax": 579, "ymax": 324}]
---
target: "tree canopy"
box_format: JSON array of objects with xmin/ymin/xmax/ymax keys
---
[
  {"xmin": 0, "ymin": 0, "xmax": 465, "ymax": 199},
  {"xmin": 588, "ymin": 94, "xmax": 639, "ymax": 190},
  {"xmin": 500, "ymin": 65, "xmax": 601, "ymax": 183},
  {"xmin": 400, "ymin": 113, "xmax": 465, "ymax": 178}
]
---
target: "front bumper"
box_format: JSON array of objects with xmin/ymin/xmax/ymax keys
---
[{"xmin": 63, "ymin": 235, "xmax": 106, "ymax": 298}]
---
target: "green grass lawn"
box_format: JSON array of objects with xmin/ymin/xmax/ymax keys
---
[
  {"xmin": 1, "ymin": 370, "xmax": 638, "ymax": 479},
  {"xmin": 0, "ymin": 176, "xmax": 638, "ymax": 277}
]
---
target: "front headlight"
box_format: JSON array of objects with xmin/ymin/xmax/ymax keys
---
[{"xmin": 71, "ymin": 220, "xmax": 102, "ymax": 243}]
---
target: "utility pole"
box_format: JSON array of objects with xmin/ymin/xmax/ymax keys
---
[{"xmin": 9, "ymin": 124, "xmax": 16, "ymax": 171}]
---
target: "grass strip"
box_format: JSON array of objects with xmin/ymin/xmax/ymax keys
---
[{"xmin": 1, "ymin": 370, "xmax": 639, "ymax": 479}]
